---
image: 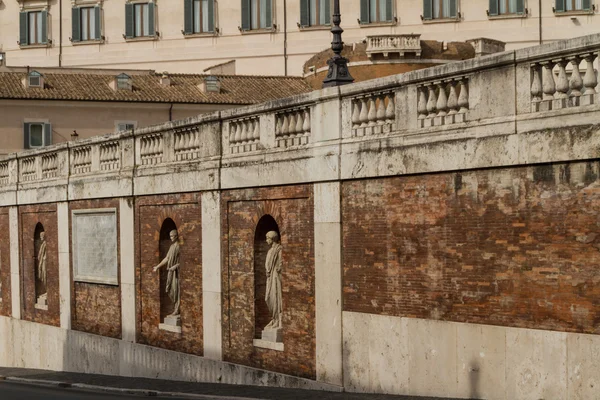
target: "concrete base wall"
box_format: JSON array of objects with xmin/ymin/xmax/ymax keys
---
[
  {"xmin": 0, "ymin": 316, "xmax": 340, "ymax": 392},
  {"xmin": 343, "ymin": 311, "xmax": 600, "ymax": 400}
]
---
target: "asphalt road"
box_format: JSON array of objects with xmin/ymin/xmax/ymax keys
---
[{"xmin": 0, "ymin": 381, "xmax": 229, "ymax": 400}]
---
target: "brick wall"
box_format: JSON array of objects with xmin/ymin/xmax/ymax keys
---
[
  {"xmin": 342, "ymin": 161, "xmax": 600, "ymax": 334},
  {"xmin": 70, "ymin": 199, "xmax": 121, "ymax": 339},
  {"xmin": 135, "ymin": 193, "xmax": 203, "ymax": 355},
  {"xmin": 221, "ymin": 185, "xmax": 316, "ymax": 379},
  {"xmin": 19, "ymin": 204, "xmax": 60, "ymax": 327},
  {"xmin": 0, "ymin": 208, "xmax": 11, "ymax": 317}
]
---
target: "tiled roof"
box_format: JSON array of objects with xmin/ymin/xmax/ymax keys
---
[{"xmin": 0, "ymin": 70, "xmax": 312, "ymax": 104}]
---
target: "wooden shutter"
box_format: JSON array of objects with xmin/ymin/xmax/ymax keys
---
[
  {"xmin": 125, "ymin": 3, "xmax": 134, "ymax": 38},
  {"xmin": 360, "ymin": 0, "xmax": 370, "ymax": 24},
  {"xmin": 422, "ymin": 0, "xmax": 432, "ymax": 19},
  {"xmin": 184, "ymin": 0, "xmax": 193, "ymax": 34},
  {"xmin": 241, "ymin": 0, "xmax": 251, "ymax": 30},
  {"xmin": 554, "ymin": 0, "xmax": 564, "ymax": 12},
  {"xmin": 582, "ymin": 0, "xmax": 591, "ymax": 10},
  {"xmin": 41, "ymin": 10, "xmax": 48, "ymax": 44},
  {"xmin": 488, "ymin": 0, "xmax": 498, "ymax": 16},
  {"xmin": 94, "ymin": 6, "xmax": 102, "ymax": 39},
  {"xmin": 449, "ymin": 0, "xmax": 457, "ymax": 17},
  {"xmin": 265, "ymin": 0, "xmax": 272, "ymax": 28},
  {"xmin": 207, "ymin": 0, "xmax": 215, "ymax": 32},
  {"xmin": 300, "ymin": 0, "xmax": 310, "ymax": 27},
  {"xmin": 44, "ymin": 124, "xmax": 52, "ymax": 147},
  {"xmin": 19, "ymin": 12, "xmax": 28, "ymax": 45},
  {"xmin": 148, "ymin": 2, "xmax": 156, "ymax": 36},
  {"xmin": 71, "ymin": 7, "xmax": 81, "ymax": 42},
  {"xmin": 324, "ymin": 0, "xmax": 331, "ymax": 24},
  {"xmin": 385, "ymin": 0, "xmax": 393, "ymax": 21},
  {"xmin": 23, "ymin": 123, "xmax": 31, "ymax": 149}
]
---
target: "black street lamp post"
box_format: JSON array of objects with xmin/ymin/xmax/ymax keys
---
[{"xmin": 322, "ymin": 0, "xmax": 354, "ymax": 88}]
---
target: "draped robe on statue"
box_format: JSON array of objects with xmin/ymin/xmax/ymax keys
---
[
  {"xmin": 265, "ymin": 242, "xmax": 282, "ymax": 329},
  {"xmin": 164, "ymin": 241, "xmax": 180, "ymax": 316},
  {"xmin": 38, "ymin": 239, "xmax": 47, "ymax": 287}
]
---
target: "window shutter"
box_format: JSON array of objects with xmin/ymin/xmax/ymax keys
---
[
  {"xmin": 360, "ymin": 0, "xmax": 370, "ymax": 24},
  {"xmin": 300, "ymin": 0, "xmax": 309, "ymax": 26},
  {"xmin": 148, "ymin": 2, "xmax": 156, "ymax": 36},
  {"xmin": 71, "ymin": 7, "xmax": 81, "ymax": 42},
  {"xmin": 488, "ymin": 0, "xmax": 498, "ymax": 16},
  {"xmin": 44, "ymin": 124, "xmax": 52, "ymax": 147},
  {"xmin": 19, "ymin": 12, "xmax": 28, "ymax": 45},
  {"xmin": 94, "ymin": 6, "xmax": 102, "ymax": 39},
  {"xmin": 241, "ymin": 0, "xmax": 251, "ymax": 30},
  {"xmin": 324, "ymin": 0, "xmax": 331, "ymax": 24},
  {"xmin": 23, "ymin": 123, "xmax": 31, "ymax": 149},
  {"xmin": 449, "ymin": 0, "xmax": 457, "ymax": 17},
  {"xmin": 554, "ymin": 0, "xmax": 564, "ymax": 12},
  {"xmin": 385, "ymin": 0, "xmax": 393, "ymax": 21},
  {"xmin": 41, "ymin": 10, "xmax": 48, "ymax": 44},
  {"xmin": 422, "ymin": 0, "xmax": 432, "ymax": 20},
  {"xmin": 184, "ymin": 0, "xmax": 193, "ymax": 34},
  {"xmin": 207, "ymin": 0, "xmax": 215, "ymax": 32},
  {"xmin": 125, "ymin": 3, "xmax": 134, "ymax": 38},
  {"xmin": 582, "ymin": 0, "xmax": 591, "ymax": 10},
  {"xmin": 265, "ymin": 0, "xmax": 272, "ymax": 28}
]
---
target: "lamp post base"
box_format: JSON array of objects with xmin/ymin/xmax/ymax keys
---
[{"xmin": 322, "ymin": 56, "xmax": 354, "ymax": 88}]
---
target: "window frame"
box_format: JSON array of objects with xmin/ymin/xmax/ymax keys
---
[
  {"xmin": 553, "ymin": 0, "xmax": 593, "ymax": 14},
  {"xmin": 299, "ymin": 0, "xmax": 332, "ymax": 29},
  {"xmin": 124, "ymin": 1, "xmax": 157, "ymax": 40},
  {"xmin": 80, "ymin": 7, "xmax": 98, "ymax": 41},
  {"xmin": 239, "ymin": 0, "xmax": 274, "ymax": 33},
  {"xmin": 359, "ymin": 0, "xmax": 396, "ymax": 26},
  {"xmin": 23, "ymin": 121, "xmax": 52, "ymax": 150},
  {"xmin": 29, "ymin": 124, "xmax": 45, "ymax": 148},
  {"xmin": 19, "ymin": 9, "xmax": 49, "ymax": 47},
  {"xmin": 115, "ymin": 121, "xmax": 137, "ymax": 132},
  {"xmin": 421, "ymin": 0, "xmax": 460, "ymax": 22},
  {"xmin": 487, "ymin": 0, "xmax": 527, "ymax": 18}
]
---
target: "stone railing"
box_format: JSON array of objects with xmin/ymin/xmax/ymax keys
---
[
  {"xmin": 366, "ymin": 34, "xmax": 421, "ymax": 58},
  {"xmin": 1, "ymin": 34, "xmax": 600, "ymax": 192}
]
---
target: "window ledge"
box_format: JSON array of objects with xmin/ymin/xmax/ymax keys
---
[
  {"xmin": 183, "ymin": 32, "xmax": 219, "ymax": 38},
  {"xmin": 488, "ymin": 13, "xmax": 527, "ymax": 20},
  {"xmin": 553, "ymin": 9, "xmax": 594, "ymax": 16},
  {"xmin": 298, "ymin": 24, "xmax": 331, "ymax": 31},
  {"xmin": 72, "ymin": 39, "xmax": 105, "ymax": 46},
  {"xmin": 422, "ymin": 17, "xmax": 461, "ymax": 24},
  {"xmin": 19, "ymin": 43, "xmax": 51, "ymax": 49},
  {"xmin": 239, "ymin": 27, "xmax": 277, "ymax": 35},
  {"xmin": 358, "ymin": 20, "xmax": 397, "ymax": 27},
  {"xmin": 124, "ymin": 35, "xmax": 158, "ymax": 42}
]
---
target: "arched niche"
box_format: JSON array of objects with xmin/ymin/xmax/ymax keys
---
[
  {"xmin": 33, "ymin": 222, "xmax": 46, "ymax": 300},
  {"xmin": 253, "ymin": 215, "xmax": 280, "ymax": 338},
  {"xmin": 159, "ymin": 218, "xmax": 178, "ymax": 321}
]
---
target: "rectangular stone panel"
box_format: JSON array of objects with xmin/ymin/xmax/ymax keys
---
[{"xmin": 72, "ymin": 208, "xmax": 118, "ymax": 285}]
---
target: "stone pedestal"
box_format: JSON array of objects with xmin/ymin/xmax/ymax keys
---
[
  {"xmin": 261, "ymin": 328, "xmax": 282, "ymax": 343},
  {"xmin": 35, "ymin": 293, "xmax": 48, "ymax": 311},
  {"xmin": 159, "ymin": 314, "xmax": 181, "ymax": 334}
]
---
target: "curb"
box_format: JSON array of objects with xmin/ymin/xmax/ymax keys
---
[{"xmin": 4, "ymin": 376, "xmax": 264, "ymax": 400}]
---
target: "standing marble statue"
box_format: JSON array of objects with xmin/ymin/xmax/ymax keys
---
[
  {"xmin": 153, "ymin": 229, "xmax": 181, "ymax": 317},
  {"xmin": 264, "ymin": 231, "xmax": 282, "ymax": 331},
  {"xmin": 38, "ymin": 231, "xmax": 47, "ymax": 290}
]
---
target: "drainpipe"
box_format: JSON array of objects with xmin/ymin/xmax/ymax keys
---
[
  {"xmin": 283, "ymin": 0, "xmax": 288, "ymax": 76},
  {"xmin": 59, "ymin": 0, "xmax": 63, "ymax": 67},
  {"xmin": 538, "ymin": 0, "xmax": 542, "ymax": 45}
]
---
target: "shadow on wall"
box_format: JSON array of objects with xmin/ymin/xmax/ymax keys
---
[{"xmin": 469, "ymin": 360, "xmax": 480, "ymax": 399}]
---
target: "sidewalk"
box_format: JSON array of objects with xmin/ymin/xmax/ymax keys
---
[{"xmin": 0, "ymin": 367, "xmax": 460, "ymax": 400}]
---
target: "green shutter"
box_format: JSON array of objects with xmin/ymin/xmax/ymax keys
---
[
  {"xmin": 488, "ymin": 0, "xmax": 498, "ymax": 16},
  {"xmin": 125, "ymin": 3, "xmax": 134, "ymax": 38},
  {"xmin": 94, "ymin": 6, "xmax": 101, "ymax": 39},
  {"xmin": 41, "ymin": 10, "xmax": 48, "ymax": 44},
  {"xmin": 148, "ymin": 2, "xmax": 156, "ymax": 36},
  {"xmin": 23, "ymin": 123, "xmax": 31, "ymax": 149},
  {"xmin": 582, "ymin": 0, "xmax": 591, "ymax": 10},
  {"xmin": 554, "ymin": 0, "xmax": 564, "ymax": 12},
  {"xmin": 71, "ymin": 7, "xmax": 81, "ymax": 42},
  {"xmin": 207, "ymin": 0, "xmax": 215, "ymax": 32},
  {"xmin": 184, "ymin": 0, "xmax": 193, "ymax": 34},
  {"xmin": 385, "ymin": 0, "xmax": 393, "ymax": 21},
  {"xmin": 19, "ymin": 12, "xmax": 28, "ymax": 45},
  {"xmin": 360, "ymin": 0, "xmax": 370, "ymax": 24},
  {"xmin": 324, "ymin": 0, "xmax": 331, "ymax": 24},
  {"xmin": 265, "ymin": 0, "xmax": 272, "ymax": 28},
  {"xmin": 422, "ymin": 0, "xmax": 432, "ymax": 19},
  {"xmin": 449, "ymin": 0, "xmax": 457, "ymax": 17},
  {"xmin": 300, "ymin": 0, "xmax": 309, "ymax": 27},
  {"xmin": 241, "ymin": 0, "xmax": 251, "ymax": 30},
  {"xmin": 44, "ymin": 124, "xmax": 52, "ymax": 147}
]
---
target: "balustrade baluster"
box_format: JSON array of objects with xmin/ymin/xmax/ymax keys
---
[
  {"xmin": 583, "ymin": 54, "xmax": 597, "ymax": 95},
  {"xmin": 447, "ymin": 81, "xmax": 458, "ymax": 114},
  {"xmin": 303, "ymin": 110, "xmax": 310, "ymax": 133},
  {"xmin": 295, "ymin": 111, "xmax": 304, "ymax": 133},
  {"xmin": 458, "ymin": 80, "xmax": 469, "ymax": 113},
  {"xmin": 385, "ymin": 94, "xmax": 395, "ymax": 124},
  {"xmin": 417, "ymin": 87, "xmax": 427, "ymax": 119},
  {"xmin": 359, "ymin": 98, "xmax": 369, "ymax": 127},
  {"xmin": 436, "ymin": 82, "xmax": 448, "ymax": 117},
  {"xmin": 542, "ymin": 62, "xmax": 556, "ymax": 100},
  {"xmin": 234, "ymin": 123, "xmax": 242, "ymax": 144},
  {"xmin": 288, "ymin": 113, "xmax": 296, "ymax": 134},
  {"xmin": 367, "ymin": 97, "xmax": 377, "ymax": 126},
  {"xmin": 376, "ymin": 95, "xmax": 386, "ymax": 124},
  {"xmin": 531, "ymin": 64, "xmax": 543, "ymax": 102},
  {"xmin": 352, "ymin": 101, "xmax": 361, "ymax": 128},
  {"xmin": 253, "ymin": 120, "xmax": 260, "ymax": 141},
  {"xmin": 426, "ymin": 85, "xmax": 437, "ymax": 118},
  {"xmin": 555, "ymin": 59, "xmax": 569, "ymax": 99}
]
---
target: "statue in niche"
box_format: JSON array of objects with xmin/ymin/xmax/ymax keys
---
[
  {"xmin": 153, "ymin": 229, "xmax": 181, "ymax": 324},
  {"xmin": 263, "ymin": 231, "xmax": 283, "ymax": 340},
  {"xmin": 36, "ymin": 231, "xmax": 48, "ymax": 308}
]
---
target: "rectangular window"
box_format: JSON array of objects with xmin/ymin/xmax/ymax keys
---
[
  {"xmin": 423, "ymin": 0, "xmax": 457, "ymax": 20},
  {"xmin": 433, "ymin": 0, "xmax": 451, "ymax": 18},
  {"xmin": 28, "ymin": 11, "xmax": 43, "ymax": 45},
  {"xmin": 116, "ymin": 122, "xmax": 136, "ymax": 132},
  {"xmin": 23, "ymin": 123, "xmax": 51, "ymax": 149},
  {"xmin": 360, "ymin": 0, "xmax": 393, "ymax": 24},
  {"xmin": 194, "ymin": 0, "xmax": 209, "ymax": 32},
  {"xmin": 310, "ymin": 0, "xmax": 330, "ymax": 26},
  {"xmin": 80, "ymin": 7, "xmax": 99, "ymax": 41},
  {"xmin": 556, "ymin": 0, "xmax": 590, "ymax": 11},
  {"xmin": 488, "ymin": 0, "xmax": 525, "ymax": 15},
  {"xmin": 135, "ymin": 3, "xmax": 150, "ymax": 37},
  {"xmin": 30, "ymin": 124, "xmax": 44, "ymax": 147}
]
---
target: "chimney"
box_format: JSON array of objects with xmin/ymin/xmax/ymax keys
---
[
  {"xmin": 160, "ymin": 72, "xmax": 171, "ymax": 87},
  {"xmin": 199, "ymin": 76, "xmax": 221, "ymax": 93}
]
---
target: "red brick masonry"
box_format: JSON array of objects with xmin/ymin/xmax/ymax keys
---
[
  {"xmin": 0, "ymin": 208, "xmax": 12, "ymax": 317},
  {"xmin": 221, "ymin": 185, "xmax": 316, "ymax": 379},
  {"xmin": 342, "ymin": 162, "xmax": 600, "ymax": 334}
]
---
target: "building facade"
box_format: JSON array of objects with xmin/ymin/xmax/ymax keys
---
[{"xmin": 0, "ymin": 0, "xmax": 596, "ymax": 76}]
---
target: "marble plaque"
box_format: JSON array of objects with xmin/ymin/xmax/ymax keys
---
[{"xmin": 72, "ymin": 209, "xmax": 118, "ymax": 285}]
